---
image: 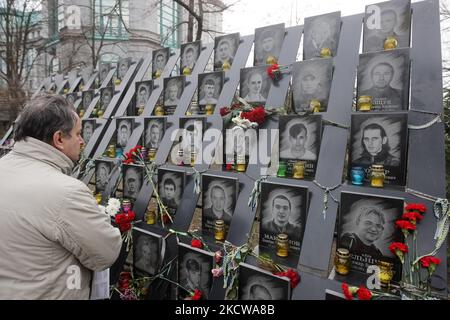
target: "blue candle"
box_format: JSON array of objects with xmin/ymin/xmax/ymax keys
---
[{"xmin": 350, "ymin": 167, "xmax": 365, "ymax": 185}]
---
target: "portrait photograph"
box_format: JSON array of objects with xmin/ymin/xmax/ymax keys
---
[
  {"xmin": 180, "ymin": 40, "xmax": 201, "ymax": 74},
  {"xmin": 349, "ymin": 112, "xmax": 408, "ymax": 186},
  {"xmin": 253, "ymin": 23, "xmax": 285, "ymax": 66},
  {"xmin": 240, "ymin": 66, "xmax": 270, "ymax": 105},
  {"xmin": 303, "ymin": 11, "xmax": 341, "ymax": 60},
  {"xmin": 65, "ymin": 92, "xmax": 77, "ymax": 106},
  {"xmin": 357, "ymin": 48, "xmax": 410, "ymax": 111},
  {"xmin": 337, "ymin": 192, "xmax": 404, "ymax": 281},
  {"xmin": 117, "ymin": 57, "xmax": 132, "ymax": 80},
  {"xmin": 82, "ymin": 90, "xmax": 94, "ymax": 109},
  {"xmin": 116, "ymin": 118, "xmax": 134, "ymax": 149},
  {"xmin": 122, "ymin": 164, "xmax": 144, "ymax": 202},
  {"xmin": 157, "ymin": 168, "xmax": 185, "ymax": 224},
  {"xmin": 291, "ymin": 58, "xmax": 333, "ymax": 113},
  {"xmin": 82, "ymin": 119, "xmax": 95, "ymax": 146},
  {"xmin": 144, "ymin": 117, "xmax": 166, "ymax": 150},
  {"xmin": 95, "ymin": 160, "xmax": 113, "ymax": 193},
  {"xmin": 279, "ymin": 114, "xmax": 322, "ymax": 179},
  {"xmin": 99, "ymin": 63, "xmax": 111, "ymax": 85},
  {"xmin": 178, "ymin": 242, "xmax": 214, "ymax": 300},
  {"xmin": 238, "ymin": 262, "xmax": 290, "ymax": 300},
  {"xmin": 135, "ymin": 80, "xmax": 153, "ymax": 110},
  {"xmin": 133, "ymin": 227, "xmax": 164, "ymax": 276},
  {"xmin": 177, "ymin": 117, "xmax": 205, "ymax": 164},
  {"xmin": 100, "ymin": 86, "xmax": 114, "ymax": 110},
  {"xmin": 222, "ymin": 122, "xmax": 257, "ymax": 166},
  {"xmin": 164, "ymin": 76, "xmax": 185, "ymax": 114},
  {"xmin": 201, "ymin": 173, "xmax": 239, "ymax": 240},
  {"xmin": 259, "ymin": 181, "xmax": 308, "ymax": 261},
  {"xmin": 198, "ymin": 71, "xmax": 224, "ymax": 110},
  {"xmin": 363, "ymin": 0, "xmax": 411, "ymax": 53},
  {"xmin": 152, "ymin": 47, "xmax": 169, "ymax": 78},
  {"xmin": 214, "ymin": 32, "xmax": 240, "ymax": 70}
]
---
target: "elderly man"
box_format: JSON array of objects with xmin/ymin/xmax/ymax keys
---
[{"xmin": 0, "ymin": 94, "xmax": 122, "ymax": 299}]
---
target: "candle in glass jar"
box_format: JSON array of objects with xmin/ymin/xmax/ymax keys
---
[
  {"xmin": 371, "ymin": 164, "xmax": 385, "ymax": 188},
  {"xmin": 276, "ymin": 233, "xmax": 289, "ymax": 257}
]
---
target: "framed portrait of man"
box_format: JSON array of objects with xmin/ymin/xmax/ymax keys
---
[
  {"xmin": 99, "ymin": 63, "xmax": 111, "ymax": 85},
  {"xmin": 222, "ymin": 121, "xmax": 258, "ymax": 167},
  {"xmin": 122, "ymin": 164, "xmax": 144, "ymax": 202},
  {"xmin": 173, "ymin": 117, "xmax": 206, "ymax": 166},
  {"xmin": 144, "ymin": 117, "xmax": 166, "ymax": 150},
  {"xmin": 198, "ymin": 71, "xmax": 224, "ymax": 113},
  {"xmin": 363, "ymin": 0, "xmax": 411, "ymax": 53},
  {"xmin": 95, "ymin": 159, "xmax": 113, "ymax": 193},
  {"xmin": 133, "ymin": 227, "xmax": 164, "ymax": 276},
  {"xmin": 337, "ymin": 192, "xmax": 404, "ymax": 281},
  {"xmin": 201, "ymin": 173, "xmax": 239, "ymax": 240},
  {"xmin": 82, "ymin": 90, "xmax": 94, "ymax": 109},
  {"xmin": 117, "ymin": 57, "xmax": 132, "ymax": 80},
  {"xmin": 163, "ymin": 76, "xmax": 185, "ymax": 115},
  {"xmin": 279, "ymin": 115, "xmax": 322, "ymax": 179},
  {"xmin": 240, "ymin": 66, "xmax": 270, "ymax": 105},
  {"xmin": 259, "ymin": 181, "xmax": 308, "ymax": 267},
  {"xmin": 357, "ymin": 48, "xmax": 410, "ymax": 111},
  {"xmin": 178, "ymin": 242, "xmax": 214, "ymax": 300},
  {"xmin": 303, "ymin": 11, "xmax": 341, "ymax": 60},
  {"xmin": 65, "ymin": 92, "xmax": 77, "ymax": 106},
  {"xmin": 291, "ymin": 58, "xmax": 333, "ymax": 113},
  {"xmin": 82, "ymin": 119, "xmax": 95, "ymax": 146},
  {"xmin": 253, "ymin": 23, "xmax": 285, "ymax": 66},
  {"xmin": 214, "ymin": 32, "xmax": 240, "ymax": 70},
  {"xmin": 100, "ymin": 86, "xmax": 114, "ymax": 111},
  {"xmin": 135, "ymin": 80, "xmax": 153, "ymax": 111},
  {"xmin": 116, "ymin": 118, "xmax": 134, "ymax": 149},
  {"xmin": 157, "ymin": 168, "xmax": 185, "ymax": 225},
  {"xmin": 238, "ymin": 262, "xmax": 290, "ymax": 300},
  {"xmin": 152, "ymin": 47, "xmax": 170, "ymax": 78},
  {"xmin": 349, "ymin": 112, "xmax": 408, "ymax": 186},
  {"xmin": 180, "ymin": 40, "xmax": 201, "ymax": 74}
]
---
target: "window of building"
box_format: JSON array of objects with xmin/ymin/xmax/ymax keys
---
[
  {"xmin": 95, "ymin": 0, "xmax": 129, "ymax": 40},
  {"xmin": 158, "ymin": 0, "xmax": 179, "ymax": 48}
]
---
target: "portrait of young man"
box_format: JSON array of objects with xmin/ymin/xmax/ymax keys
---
[
  {"xmin": 357, "ymin": 48, "xmax": 410, "ymax": 111},
  {"xmin": 133, "ymin": 230, "xmax": 161, "ymax": 276},
  {"xmin": 198, "ymin": 72, "xmax": 224, "ymax": 107},
  {"xmin": 144, "ymin": 118, "xmax": 165, "ymax": 150},
  {"xmin": 337, "ymin": 192, "xmax": 403, "ymax": 281},
  {"xmin": 214, "ymin": 33, "xmax": 240, "ymax": 70},
  {"xmin": 240, "ymin": 66, "xmax": 269, "ymax": 104},
  {"xmin": 135, "ymin": 81, "xmax": 153, "ymax": 109},
  {"xmin": 123, "ymin": 164, "xmax": 143, "ymax": 201},
  {"xmin": 164, "ymin": 77, "xmax": 185, "ymax": 113},
  {"xmin": 117, "ymin": 58, "xmax": 131, "ymax": 80},
  {"xmin": 303, "ymin": 12, "xmax": 341, "ymax": 59},
  {"xmin": 158, "ymin": 169, "xmax": 185, "ymax": 223},
  {"xmin": 180, "ymin": 41, "xmax": 201, "ymax": 73},
  {"xmin": 99, "ymin": 63, "xmax": 111, "ymax": 85},
  {"xmin": 349, "ymin": 112, "xmax": 408, "ymax": 186},
  {"xmin": 82, "ymin": 90, "xmax": 93, "ymax": 109},
  {"xmin": 82, "ymin": 120, "xmax": 95, "ymax": 145},
  {"xmin": 254, "ymin": 23, "xmax": 285, "ymax": 66},
  {"xmin": 152, "ymin": 48, "xmax": 169, "ymax": 78},
  {"xmin": 116, "ymin": 118, "xmax": 133, "ymax": 149},
  {"xmin": 101, "ymin": 87, "xmax": 113, "ymax": 110},
  {"xmin": 363, "ymin": 0, "xmax": 411, "ymax": 53},
  {"xmin": 96, "ymin": 160, "xmax": 112, "ymax": 192}
]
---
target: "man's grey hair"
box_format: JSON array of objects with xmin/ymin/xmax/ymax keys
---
[{"xmin": 14, "ymin": 94, "xmax": 77, "ymax": 144}]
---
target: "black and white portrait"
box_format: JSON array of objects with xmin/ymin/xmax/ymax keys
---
[
  {"xmin": 82, "ymin": 120, "xmax": 95, "ymax": 145},
  {"xmin": 259, "ymin": 181, "xmax": 308, "ymax": 258},
  {"xmin": 122, "ymin": 164, "xmax": 144, "ymax": 201},
  {"xmin": 240, "ymin": 66, "xmax": 270, "ymax": 105},
  {"xmin": 66, "ymin": 92, "xmax": 77, "ymax": 105},
  {"xmin": 135, "ymin": 80, "xmax": 153, "ymax": 110},
  {"xmin": 337, "ymin": 192, "xmax": 404, "ymax": 280},
  {"xmin": 176, "ymin": 117, "xmax": 205, "ymax": 164},
  {"xmin": 238, "ymin": 262, "xmax": 290, "ymax": 300},
  {"xmin": 158, "ymin": 168, "xmax": 185, "ymax": 222},
  {"xmin": 144, "ymin": 117, "xmax": 165, "ymax": 150},
  {"xmin": 100, "ymin": 86, "xmax": 114, "ymax": 110},
  {"xmin": 349, "ymin": 112, "xmax": 408, "ymax": 186},
  {"xmin": 116, "ymin": 118, "xmax": 133, "ymax": 149},
  {"xmin": 164, "ymin": 76, "xmax": 185, "ymax": 113},
  {"xmin": 198, "ymin": 71, "xmax": 224, "ymax": 107},
  {"xmin": 254, "ymin": 23, "xmax": 285, "ymax": 66},
  {"xmin": 214, "ymin": 33, "xmax": 240, "ymax": 70},
  {"xmin": 99, "ymin": 63, "xmax": 111, "ymax": 85},
  {"xmin": 152, "ymin": 47, "xmax": 169, "ymax": 78},
  {"xmin": 133, "ymin": 228, "xmax": 163, "ymax": 276},
  {"xmin": 223, "ymin": 123, "xmax": 257, "ymax": 166},
  {"xmin": 357, "ymin": 48, "xmax": 410, "ymax": 111},
  {"xmin": 178, "ymin": 242, "xmax": 214, "ymax": 300},
  {"xmin": 82, "ymin": 90, "xmax": 93, "ymax": 109},
  {"xmin": 117, "ymin": 57, "xmax": 131, "ymax": 80},
  {"xmin": 303, "ymin": 11, "xmax": 341, "ymax": 59},
  {"xmin": 180, "ymin": 41, "xmax": 201, "ymax": 73},
  {"xmin": 292, "ymin": 58, "xmax": 333, "ymax": 113},
  {"xmin": 201, "ymin": 174, "xmax": 238, "ymax": 239},
  {"xmin": 363, "ymin": 0, "xmax": 411, "ymax": 53},
  {"xmin": 95, "ymin": 160, "xmax": 113, "ymax": 193},
  {"xmin": 279, "ymin": 115, "xmax": 322, "ymax": 179}
]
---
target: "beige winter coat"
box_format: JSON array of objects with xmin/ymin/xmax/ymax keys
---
[{"xmin": 0, "ymin": 137, "xmax": 122, "ymax": 299}]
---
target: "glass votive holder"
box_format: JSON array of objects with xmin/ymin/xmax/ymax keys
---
[
  {"xmin": 146, "ymin": 209, "xmax": 156, "ymax": 225},
  {"xmin": 107, "ymin": 144, "xmax": 116, "ymax": 158},
  {"xmin": 205, "ymin": 105, "xmax": 214, "ymax": 115},
  {"xmin": 357, "ymin": 95, "xmax": 372, "ymax": 111},
  {"xmin": 115, "ymin": 147, "xmax": 123, "ymax": 158},
  {"xmin": 222, "ymin": 60, "xmax": 231, "ymax": 71},
  {"xmin": 350, "ymin": 166, "xmax": 365, "ymax": 185},
  {"xmin": 334, "ymin": 248, "xmax": 350, "ymax": 275},
  {"xmin": 384, "ymin": 36, "xmax": 398, "ymax": 50},
  {"xmin": 214, "ymin": 219, "xmax": 225, "ymax": 242},
  {"xmin": 276, "ymin": 233, "xmax": 289, "ymax": 257},
  {"xmin": 148, "ymin": 148, "xmax": 156, "ymax": 162},
  {"xmin": 236, "ymin": 155, "xmax": 246, "ymax": 172},
  {"xmin": 277, "ymin": 161, "xmax": 287, "ymax": 177},
  {"xmin": 266, "ymin": 55, "xmax": 277, "ymax": 65},
  {"xmin": 309, "ymin": 99, "xmax": 321, "ymax": 113},
  {"xmin": 320, "ymin": 47, "xmax": 332, "ymax": 58},
  {"xmin": 183, "ymin": 67, "xmax": 192, "ymax": 75},
  {"xmin": 370, "ymin": 164, "xmax": 385, "ymax": 188},
  {"xmin": 154, "ymin": 106, "xmax": 164, "ymax": 116},
  {"xmin": 378, "ymin": 260, "xmax": 394, "ymax": 288},
  {"xmin": 293, "ymin": 161, "xmax": 305, "ymax": 179}
]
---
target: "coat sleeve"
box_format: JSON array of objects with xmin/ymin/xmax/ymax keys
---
[{"xmin": 54, "ymin": 180, "xmax": 122, "ymax": 271}]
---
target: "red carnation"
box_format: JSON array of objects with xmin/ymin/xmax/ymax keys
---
[
  {"xmin": 119, "ymin": 222, "xmax": 132, "ymax": 232},
  {"xmin": 419, "ymin": 256, "xmax": 441, "ymax": 268},
  {"xmin": 190, "ymin": 289, "xmax": 202, "ymax": 300},
  {"xmin": 405, "ymin": 203, "xmax": 426, "ymax": 213},
  {"xmin": 342, "ymin": 283, "xmax": 353, "ymax": 300},
  {"xmin": 357, "ymin": 286, "xmax": 372, "ymax": 300},
  {"xmin": 241, "ymin": 106, "xmax": 266, "ymax": 125},
  {"xmin": 395, "ymin": 220, "xmax": 416, "ymax": 231},
  {"xmin": 225, "ymin": 163, "xmax": 233, "ymax": 171},
  {"xmin": 274, "ymin": 269, "xmax": 300, "ymax": 289},
  {"xmin": 267, "ymin": 63, "xmax": 281, "ymax": 80},
  {"xmin": 123, "ymin": 158, "xmax": 134, "ymax": 164},
  {"xmin": 191, "ymin": 239, "xmax": 203, "ymax": 249},
  {"xmin": 127, "ymin": 211, "xmax": 136, "ymax": 221},
  {"xmin": 402, "ymin": 211, "xmax": 424, "ymax": 222},
  {"xmin": 115, "ymin": 213, "xmax": 126, "ymax": 224},
  {"xmin": 389, "ymin": 242, "xmax": 408, "ymax": 255},
  {"xmin": 220, "ymin": 107, "xmax": 230, "ymax": 116}
]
